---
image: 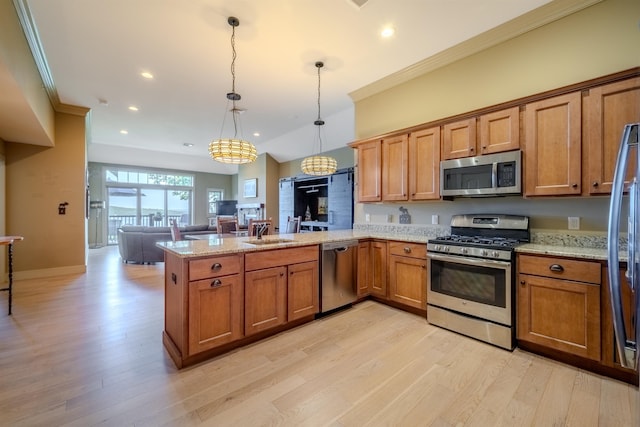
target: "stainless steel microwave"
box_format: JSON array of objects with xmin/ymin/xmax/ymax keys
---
[{"xmin": 440, "ymin": 150, "xmax": 521, "ymax": 197}]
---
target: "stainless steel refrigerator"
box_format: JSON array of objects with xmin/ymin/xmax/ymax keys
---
[{"xmin": 607, "ymin": 123, "xmax": 639, "ymax": 423}]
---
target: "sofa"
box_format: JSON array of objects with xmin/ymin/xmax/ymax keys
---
[{"xmin": 117, "ymin": 224, "xmax": 216, "ymax": 263}]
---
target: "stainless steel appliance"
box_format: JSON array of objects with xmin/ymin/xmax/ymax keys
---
[
  {"xmin": 427, "ymin": 214, "xmax": 529, "ymax": 350},
  {"xmin": 607, "ymin": 123, "xmax": 639, "ymax": 398},
  {"xmin": 321, "ymin": 240, "xmax": 358, "ymax": 313},
  {"xmin": 440, "ymin": 150, "xmax": 521, "ymax": 197}
]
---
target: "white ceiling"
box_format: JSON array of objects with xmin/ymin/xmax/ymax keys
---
[{"xmin": 11, "ymin": 0, "xmax": 557, "ymax": 174}]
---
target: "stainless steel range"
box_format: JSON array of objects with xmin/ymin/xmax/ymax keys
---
[{"xmin": 427, "ymin": 214, "xmax": 529, "ymax": 350}]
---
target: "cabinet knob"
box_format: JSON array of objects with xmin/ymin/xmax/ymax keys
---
[
  {"xmin": 520, "ymin": 280, "xmax": 526, "ymax": 286},
  {"xmin": 470, "ymin": 147, "xmax": 475, "ymax": 152},
  {"xmin": 482, "ymin": 146, "xmax": 487, "ymax": 150},
  {"xmin": 280, "ymin": 272, "xmax": 285, "ymax": 277},
  {"xmin": 404, "ymin": 247, "xmax": 411, "ymax": 254},
  {"xmin": 171, "ymin": 272, "xmax": 177, "ymax": 284},
  {"xmin": 549, "ymin": 264, "xmax": 564, "ymax": 273},
  {"xmin": 211, "ymin": 279, "xmax": 222, "ymax": 287},
  {"xmin": 572, "ymin": 183, "xmax": 578, "ymax": 189},
  {"xmin": 211, "ymin": 263, "xmax": 222, "ymax": 271},
  {"xmin": 592, "ymin": 182, "xmax": 599, "ymax": 187}
]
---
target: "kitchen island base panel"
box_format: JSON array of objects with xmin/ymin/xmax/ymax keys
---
[{"xmin": 163, "ymin": 315, "xmax": 315, "ymax": 369}]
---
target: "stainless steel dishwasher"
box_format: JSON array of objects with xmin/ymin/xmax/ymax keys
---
[{"xmin": 321, "ymin": 240, "xmax": 358, "ymax": 313}]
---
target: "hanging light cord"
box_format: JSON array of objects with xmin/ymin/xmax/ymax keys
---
[{"xmin": 314, "ymin": 62, "xmax": 325, "ymax": 152}]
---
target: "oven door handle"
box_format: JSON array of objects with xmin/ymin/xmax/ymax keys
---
[{"xmin": 427, "ymin": 252, "xmax": 512, "ymax": 269}]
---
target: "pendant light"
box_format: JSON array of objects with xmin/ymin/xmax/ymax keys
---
[
  {"xmin": 301, "ymin": 61, "xmax": 337, "ymax": 176},
  {"xmin": 208, "ymin": 17, "xmax": 257, "ymax": 165}
]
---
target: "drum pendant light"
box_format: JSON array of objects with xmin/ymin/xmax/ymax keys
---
[
  {"xmin": 301, "ymin": 61, "xmax": 337, "ymax": 176},
  {"xmin": 208, "ymin": 17, "xmax": 257, "ymax": 165}
]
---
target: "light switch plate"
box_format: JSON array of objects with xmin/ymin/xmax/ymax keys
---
[
  {"xmin": 568, "ymin": 216, "xmax": 580, "ymax": 230},
  {"xmin": 432, "ymin": 214, "xmax": 439, "ymax": 225},
  {"xmin": 365, "ymin": 213, "xmax": 370, "ymax": 222}
]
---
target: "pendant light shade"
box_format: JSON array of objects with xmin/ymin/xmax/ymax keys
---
[
  {"xmin": 209, "ymin": 17, "xmax": 257, "ymax": 165},
  {"xmin": 301, "ymin": 61, "xmax": 337, "ymax": 176}
]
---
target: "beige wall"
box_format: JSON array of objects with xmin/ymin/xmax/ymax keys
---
[
  {"xmin": 7, "ymin": 111, "xmax": 88, "ymax": 277},
  {"xmin": 237, "ymin": 153, "xmax": 280, "ymax": 225},
  {"xmin": 353, "ymin": 0, "xmax": 640, "ymax": 232}
]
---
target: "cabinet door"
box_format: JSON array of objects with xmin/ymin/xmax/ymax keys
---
[
  {"xmin": 188, "ymin": 274, "xmax": 243, "ymax": 355},
  {"xmin": 524, "ymin": 92, "xmax": 582, "ymax": 196},
  {"xmin": 479, "ymin": 106, "xmax": 520, "ymax": 155},
  {"xmin": 601, "ymin": 267, "xmax": 637, "ymax": 372},
  {"xmin": 442, "ymin": 118, "xmax": 477, "ymax": 160},
  {"xmin": 389, "ymin": 255, "xmax": 427, "ymax": 310},
  {"xmin": 382, "ymin": 134, "xmax": 408, "ymax": 201},
  {"xmin": 288, "ymin": 261, "xmax": 319, "ymax": 321},
  {"xmin": 245, "ymin": 266, "xmax": 287, "ymax": 336},
  {"xmin": 357, "ymin": 241, "xmax": 370, "ymax": 297},
  {"xmin": 370, "ymin": 241, "xmax": 388, "ymax": 298},
  {"xmin": 409, "ymin": 127, "xmax": 441, "ymax": 200},
  {"xmin": 327, "ymin": 171, "xmax": 354, "ymax": 230},
  {"xmin": 356, "ymin": 140, "xmax": 381, "ymax": 202},
  {"xmin": 587, "ymin": 77, "xmax": 640, "ymax": 194},
  {"xmin": 517, "ymin": 273, "xmax": 600, "ymax": 361}
]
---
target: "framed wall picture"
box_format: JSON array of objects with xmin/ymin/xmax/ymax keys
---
[{"xmin": 244, "ymin": 178, "xmax": 257, "ymax": 198}]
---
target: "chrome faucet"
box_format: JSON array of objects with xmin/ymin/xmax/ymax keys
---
[{"xmin": 256, "ymin": 223, "xmax": 269, "ymax": 240}]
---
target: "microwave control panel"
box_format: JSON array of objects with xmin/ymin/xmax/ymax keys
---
[{"xmin": 497, "ymin": 161, "xmax": 516, "ymax": 187}]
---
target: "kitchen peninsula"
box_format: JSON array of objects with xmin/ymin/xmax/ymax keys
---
[{"xmin": 157, "ymin": 227, "xmax": 635, "ymax": 384}]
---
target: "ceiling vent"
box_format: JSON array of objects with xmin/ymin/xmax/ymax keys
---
[{"xmin": 347, "ymin": 0, "xmax": 369, "ymax": 9}]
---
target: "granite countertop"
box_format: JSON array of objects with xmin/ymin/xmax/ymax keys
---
[{"xmin": 157, "ymin": 223, "xmax": 628, "ymax": 263}]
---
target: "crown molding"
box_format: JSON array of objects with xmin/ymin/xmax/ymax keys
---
[
  {"xmin": 13, "ymin": 0, "xmax": 90, "ymax": 116},
  {"xmin": 349, "ymin": 0, "xmax": 603, "ymax": 102}
]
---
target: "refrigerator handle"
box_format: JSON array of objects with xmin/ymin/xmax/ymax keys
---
[{"xmin": 607, "ymin": 123, "xmax": 638, "ymax": 370}]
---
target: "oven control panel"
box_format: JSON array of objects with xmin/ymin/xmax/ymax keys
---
[{"xmin": 427, "ymin": 243, "xmax": 513, "ymax": 261}]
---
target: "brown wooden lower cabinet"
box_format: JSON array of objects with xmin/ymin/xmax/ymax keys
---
[
  {"xmin": 517, "ymin": 254, "xmax": 601, "ymax": 361},
  {"xmin": 356, "ymin": 241, "xmax": 371, "ymax": 297},
  {"xmin": 388, "ymin": 241, "xmax": 427, "ymax": 310},
  {"xmin": 287, "ymin": 261, "xmax": 319, "ymax": 321},
  {"xmin": 188, "ymin": 273, "xmax": 243, "ymax": 354},
  {"xmin": 245, "ymin": 266, "xmax": 287, "ymax": 336},
  {"xmin": 370, "ymin": 241, "xmax": 388, "ymax": 298}
]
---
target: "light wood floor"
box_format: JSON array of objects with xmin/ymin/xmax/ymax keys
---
[{"xmin": 0, "ymin": 245, "xmax": 637, "ymax": 426}]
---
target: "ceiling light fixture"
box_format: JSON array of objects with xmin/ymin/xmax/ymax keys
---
[
  {"xmin": 140, "ymin": 72, "xmax": 154, "ymax": 79},
  {"xmin": 208, "ymin": 17, "xmax": 257, "ymax": 165},
  {"xmin": 301, "ymin": 61, "xmax": 337, "ymax": 176},
  {"xmin": 381, "ymin": 26, "xmax": 395, "ymax": 38},
  {"xmin": 128, "ymin": 105, "xmax": 139, "ymax": 111}
]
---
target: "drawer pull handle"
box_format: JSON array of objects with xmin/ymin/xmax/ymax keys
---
[
  {"xmin": 549, "ymin": 264, "xmax": 564, "ymax": 272},
  {"xmin": 211, "ymin": 279, "xmax": 222, "ymax": 287},
  {"xmin": 171, "ymin": 272, "xmax": 177, "ymax": 284},
  {"xmin": 211, "ymin": 263, "xmax": 222, "ymax": 271},
  {"xmin": 404, "ymin": 247, "xmax": 411, "ymax": 254}
]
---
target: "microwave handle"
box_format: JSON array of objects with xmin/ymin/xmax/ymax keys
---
[{"xmin": 492, "ymin": 162, "xmax": 498, "ymax": 189}]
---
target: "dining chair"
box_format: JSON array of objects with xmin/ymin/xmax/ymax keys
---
[
  {"xmin": 217, "ymin": 217, "xmax": 238, "ymax": 234},
  {"xmin": 170, "ymin": 219, "xmax": 182, "ymax": 241},
  {"xmin": 285, "ymin": 215, "xmax": 301, "ymax": 233},
  {"xmin": 248, "ymin": 218, "xmax": 273, "ymax": 237}
]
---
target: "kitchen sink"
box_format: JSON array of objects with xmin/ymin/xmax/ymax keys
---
[{"xmin": 245, "ymin": 238, "xmax": 294, "ymax": 246}]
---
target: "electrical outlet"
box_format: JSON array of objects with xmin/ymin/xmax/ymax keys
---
[
  {"xmin": 386, "ymin": 214, "xmax": 392, "ymax": 223},
  {"xmin": 431, "ymin": 214, "xmax": 439, "ymax": 225},
  {"xmin": 568, "ymin": 216, "xmax": 580, "ymax": 230},
  {"xmin": 365, "ymin": 213, "xmax": 370, "ymax": 222}
]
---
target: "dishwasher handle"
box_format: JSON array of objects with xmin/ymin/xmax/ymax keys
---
[{"xmin": 322, "ymin": 240, "xmax": 359, "ymax": 251}]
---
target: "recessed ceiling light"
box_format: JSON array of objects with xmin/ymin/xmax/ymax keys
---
[
  {"xmin": 140, "ymin": 71, "xmax": 154, "ymax": 79},
  {"xmin": 183, "ymin": 143, "xmax": 194, "ymax": 147},
  {"xmin": 381, "ymin": 26, "xmax": 395, "ymax": 38},
  {"xmin": 120, "ymin": 130, "xmax": 128, "ymax": 135},
  {"xmin": 253, "ymin": 132, "xmax": 260, "ymax": 137},
  {"xmin": 128, "ymin": 106, "xmax": 139, "ymax": 111}
]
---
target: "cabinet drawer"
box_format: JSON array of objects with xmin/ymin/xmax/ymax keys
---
[
  {"xmin": 389, "ymin": 241, "xmax": 427, "ymax": 259},
  {"xmin": 245, "ymin": 245, "xmax": 318, "ymax": 271},
  {"xmin": 189, "ymin": 255, "xmax": 242, "ymax": 281},
  {"xmin": 518, "ymin": 255, "xmax": 601, "ymax": 284}
]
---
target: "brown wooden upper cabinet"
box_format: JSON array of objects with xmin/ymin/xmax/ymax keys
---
[
  {"xmin": 381, "ymin": 134, "xmax": 409, "ymax": 201},
  {"xmin": 356, "ymin": 139, "xmax": 382, "ymax": 202},
  {"xmin": 442, "ymin": 118, "xmax": 476, "ymax": 160},
  {"xmin": 479, "ymin": 107, "xmax": 520, "ymax": 155},
  {"xmin": 524, "ymin": 91, "xmax": 582, "ymax": 196},
  {"xmin": 442, "ymin": 107, "xmax": 519, "ymax": 160},
  {"xmin": 409, "ymin": 127, "xmax": 441, "ymax": 200},
  {"xmin": 586, "ymin": 77, "xmax": 640, "ymax": 194}
]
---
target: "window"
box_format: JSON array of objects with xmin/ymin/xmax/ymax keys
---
[{"xmin": 208, "ymin": 189, "xmax": 224, "ymax": 215}]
